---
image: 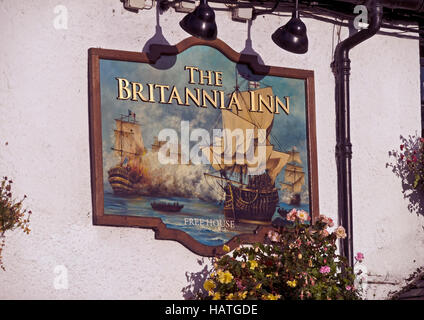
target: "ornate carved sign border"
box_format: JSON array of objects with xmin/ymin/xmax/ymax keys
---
[{"xmin": 88, "ymin": 37, "xmax": 319, "ymax": 257}]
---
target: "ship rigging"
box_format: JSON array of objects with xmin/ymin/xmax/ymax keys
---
[{"xmin": 201, "ymin": 71, "xmax": 306, "ymax": 225}]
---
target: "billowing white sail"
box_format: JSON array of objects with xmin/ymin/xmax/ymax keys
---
[
  {"xmin": 113, "ymin": 119, "xmax": 145, "ymax": 171},
  {"xmin": 280, "ymin": 163, "xmax": 305, "ymax": 193},
  {"xmin": 201, "ymin": 87, "xmax": 294, "ymax": 183}
]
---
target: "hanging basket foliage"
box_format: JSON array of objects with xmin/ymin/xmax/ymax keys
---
[{"xmin": 0, "ymin": 176, "xmax": 32, "ymax": 270}]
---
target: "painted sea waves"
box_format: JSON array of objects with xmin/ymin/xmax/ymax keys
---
[{"xmin": 104, "ymin": 192, "xmax": 309, "ymax": 246}]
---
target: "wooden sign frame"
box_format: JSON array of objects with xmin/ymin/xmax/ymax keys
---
[{"xmin": 88, "ymin": 37, "xmax": 319, "ymax": 257}]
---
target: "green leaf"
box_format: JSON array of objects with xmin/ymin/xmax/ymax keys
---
[{"xmin": 414, "ymin": 174, "xmax": 420, "ymax": 188}]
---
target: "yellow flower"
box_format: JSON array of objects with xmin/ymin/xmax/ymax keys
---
[
  {"xmin": 226, "ymin": 293, "xmax": 234, "ymax": 300},
  {"xmin": 262, "ymin": 294, "xmax": 280, "ymax": 300},
  {"xmin": 298, "ymin": 253, "xmax": 302, "ymax": 259},
  {"xmin": 249, "ymin": 260, "xmax": 258, "ymax": 270},
  {"xmin": 223, "ymin": 244, "xmax": 230, "ymax": 253},
  {"xmin": 335, "ymin": 226, "xmax": 347, "ymax": 239},
  {"xmin": 287, "ymin": 280, "xmax": 297, "ymax": 288},
  {"xmin": 255, "ymin": 283, "xmax": 262, "ymax": 289},
  {"xmin": 218, "ymin": 271, "xmax": 234, "ymax": 284},
  {"xmin": 212, "ymin": 292, "xmax": 221, "ymax": 300},
  {"xmin": 237, "ymin": 291, "xmax": 247, "ymax": 300},
  {"xmin": 203, "ymin": 279, "xmax": 216, "ymax": 293}
]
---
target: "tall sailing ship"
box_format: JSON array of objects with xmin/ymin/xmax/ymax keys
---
[
  {"xmin": 108, "ymin": 111, "xmax": 145, "ymax": 195},
  {"xmin": 202, "ymin": 82, "xmax": 303, "ymax": 225},
  {"xmin": 280, "ymin": 148, "xmax": 305, "ymax": 206}
]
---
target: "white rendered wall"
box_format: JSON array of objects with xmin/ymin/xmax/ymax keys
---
[{"xmin": 0, "ymin": 0, "xmax": 422, "ymax": 299}]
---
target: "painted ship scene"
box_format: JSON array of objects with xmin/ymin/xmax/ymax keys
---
[{"xmin": 100, "ymin": 45, "xmax": 310, "ymax": 246}]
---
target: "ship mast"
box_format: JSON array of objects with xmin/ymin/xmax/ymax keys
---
[
  {"xmin": 202, "ymin": 68, "xmax": 296, "ymax": 188},
  {"xmin": 280, "ymin": 147, "xmax": 305, "ymax": 194},
  {"xmin": 111, "ymin": 113, "xmax": 144, "ymax": 168}
]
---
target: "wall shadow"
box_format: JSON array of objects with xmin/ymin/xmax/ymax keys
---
[
  {"xmin": 236, "ymin": 19, "xmax": 269, "ymax": 82},
  {"xmin": 386, "ymin": 134, "xmax": 424, "ymax": 216},
  {"xmin": 181, "ymin": 258, "xmax": 212, "ymax": 300},
  {"xmin": 142, "ymin": 1, "xmax": 177, "ymax": 70}
]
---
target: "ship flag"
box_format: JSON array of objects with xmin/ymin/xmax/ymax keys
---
[
  {"xmin": 128, "ymin": 109, "xmax": 136, "ymax": 120},
  {"xmin": 248, "ymin": 81, "xmax": 260, "ymax": 89}
]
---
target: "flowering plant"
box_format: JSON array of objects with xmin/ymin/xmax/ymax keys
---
[
  {"xmin": 0, "ymin": 177, "xmax": 32, "ymax": 270},
  {"xmin": 396, "ymin": 135, "xmax": 424, "ymax": 190},
  {"xmin": 200, "ymin": 209, "xmax": 361, "ymax": 300}
]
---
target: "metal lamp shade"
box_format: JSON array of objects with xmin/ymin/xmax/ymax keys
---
[
  {"xmin": 272, "ymin": 15, "xmax": 308, "ymax": 54},
  {"xmin": 179, "ymin": 1, "xmax": 217, "ymax": 40}
]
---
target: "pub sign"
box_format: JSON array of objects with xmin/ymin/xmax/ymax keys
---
[{"xmin": 88, "ymin": 37, "xmax": 319, "ymax": 256}]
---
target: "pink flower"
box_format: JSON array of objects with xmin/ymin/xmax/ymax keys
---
[
  {"xmin": 236, "ymin": 279, "xmax": 246, "ymax": 290},
  {"xmin": 319, "ymin": 266, "xmax": 331, "ymax": 274},
  {"xmin": 400, "ymin": 144, "xmax": 404, "ymax": 151},
  {"xmin": 286, "ymin": 209, "xmax": 297, "ymax": 222},
  {"xmin": 320, "ymin": 229, "xmax": 329, "ymax": 238},
  {"xmin": 318, "ymin": 215, "xmax": 334, "ymax": 228},
  {"xmin": 267, "ymin": 230, "xmax": 280, "ymax": 242},
  {"xmin": 355, "ymin": 252, "xmax": 364, "ymax": 262},
  {"xmin": 412, "ymin": 155, "xmax": 418, "ymax": 162},
  {"xmin": 346, "ymin": 285, "xmax": 352, "ymax": 291},
  {"xmin": 296, "ymin": 210, "xmax": 310, "ymax": 222}
]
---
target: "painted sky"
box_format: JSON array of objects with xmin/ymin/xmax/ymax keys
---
[{"xmin": 99, "ymin": 45, "xmax": 309, "ymax": 198}]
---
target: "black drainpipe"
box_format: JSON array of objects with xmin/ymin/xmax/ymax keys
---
[
  {"xmin": 332, "ymin": 0, "xmax": 424, "ymax": 267},
  {"xmin": 332, "ymin": 0, "xmax": 383, "ymax": 267}
]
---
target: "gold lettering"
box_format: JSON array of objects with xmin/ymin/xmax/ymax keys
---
[
  {"xmin": 227, "ymin": 92, "xmax": 242, "ymax": 111},
  {"xmin": 147, "ymin": 83, "xmax": 155, "ymax": 102},
  {"xmin": 131, "ymin": 82, "xmax": 148, "ymax": 102},
  {"xmin": 185, "ymin": 66, "xmax": 199, "ymax": 84},
  {"xmin": 199, "ymin": 70, "xmax": 213, "ymax": 86},
  {"xmin": 214, "ymin": 71, "xmax": 223, "ymax": 87},
  {"xmin": 167, "ymin": 86, "xmax": 183, "ymax": 105},
  {"xmin": 202, "ymin": 90, "xmax": 218, "ymax": 108},
  {"xmin": 116, "ymin": 78, "xmax": 131, "ymax": 100},
  {"xmin": 249, "ymin": 91, "xmax": 257, "ymax": 112},
  {"xmin": 258, "ymin": 94, "xmax": 274, "ymax": 113},
  {"xmin": 185, "ymin": 87, "xmax": 201, "ymax": 107},
  {"xmin": 155, "ymin": 84, "xmax": 170, "ymax": 103},
  {"xmin": 275, "ymin": 96, "xmax": 290, "ymax": 115},
  {"xmin": 219, "ymin": 91, "xmax": 226, "ymax": 109}
]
